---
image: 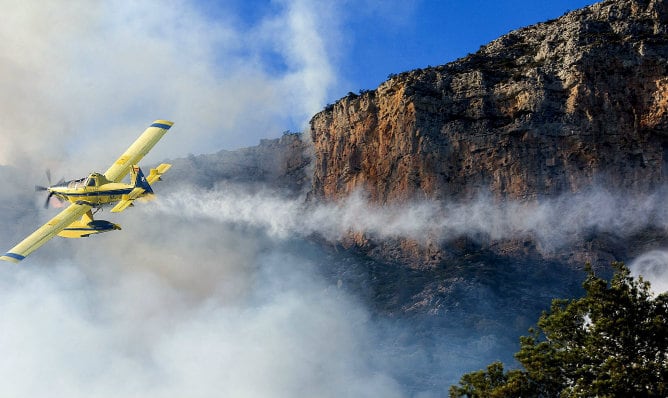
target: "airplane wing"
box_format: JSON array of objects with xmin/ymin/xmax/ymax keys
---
[
  {"xmin": 0, "ymin": 203, "xmax": 91, "ymax": 263},
  {"xmin": 103, "ymin": 120, "xmax": 174, "ymax": 183}
]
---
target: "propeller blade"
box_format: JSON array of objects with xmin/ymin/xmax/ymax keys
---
[
  {"xmin": 44, "ymin": 192, "xmax": 54, "ymax": 209},
  {"xmin": 45, "ymin": 169, "xmax": 52, "ymax": 185},
  {"xmin": 35, "ymin": 185, "xmax": 49, "ymax": 192}
]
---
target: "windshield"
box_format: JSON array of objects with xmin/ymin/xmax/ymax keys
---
[{"xmin": 67, "ymin": 177, "xmax": 87, "ymax": 189}]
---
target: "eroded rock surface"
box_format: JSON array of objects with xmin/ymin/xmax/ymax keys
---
[{"xmin": 309, "ymin": 0, "xmax": 668, "ymax": 268}]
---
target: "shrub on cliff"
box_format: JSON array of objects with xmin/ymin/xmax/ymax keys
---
[{"xmin": 450, "ymin": 262, "xmax": 668, "ymax": 397}]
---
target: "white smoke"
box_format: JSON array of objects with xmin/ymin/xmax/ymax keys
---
[
  {"xmin": 629, "ymin": 250, "xmax": 668, "ymax": 295},
  {"xmin": 148, "ymin": 185, "xmax": 668, "ymax": 254},
  {"xmin": 0, "ymin": 215, "xmax": 412, "ymax": 397},
  {"xmin": 6, "ymin": 176, "xmax": 668, "ymax": 395},
  {"xmin": 0, "ymin": 0, "xmax": 338, "ymax": 171}
]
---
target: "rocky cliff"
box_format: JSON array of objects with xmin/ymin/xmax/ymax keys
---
[
  {"xmin": 309, "ymin": 0, "xmax": 668, "ymax": 267},
  {"xmin": 311, "ymin": 0, "xmax": 667, "ymax": 202}
]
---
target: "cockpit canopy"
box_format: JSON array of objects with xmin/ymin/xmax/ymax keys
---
[{"xmin": 67, "ymin": 173, "xmax": 104, "ymax": 189}]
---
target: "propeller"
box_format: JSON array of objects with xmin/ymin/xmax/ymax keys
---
[
  {"xmin": 43, "ymin": 192, "xmax": 56, "ymax": 209},
  {"xmin": 35, "ymin": 170, "xmax": 64, "ymax": 209}
]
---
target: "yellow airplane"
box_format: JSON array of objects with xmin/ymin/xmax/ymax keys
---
[{"xmin": 0, "ymin": 120, "xmax": 174, "ymax": 263}]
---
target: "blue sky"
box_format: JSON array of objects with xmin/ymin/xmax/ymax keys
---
[
  {"xmin": 338, "ymin": 0, "xmax": 597, "ymax": 92},
  {"xmin": 194, "ymin": 0, "xmax": 598, "ymax": 100}
]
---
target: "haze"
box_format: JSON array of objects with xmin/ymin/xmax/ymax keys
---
[{"xmin": 1, "ymin": 1, "xmax": 666, "ymax": 397}]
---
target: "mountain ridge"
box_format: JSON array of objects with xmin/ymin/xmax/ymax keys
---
[
  {"xmin": 311, "ymin": 0, "xmax": 668, "ymax": 203},
  {"xmin": 305, "ymin": 0, "xmax": 668, "ymax": 269}
]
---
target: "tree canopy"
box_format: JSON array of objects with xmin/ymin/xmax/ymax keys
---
[{"xmin": 450, "ymin": 262, "xmax": 668, "ymax": 397}]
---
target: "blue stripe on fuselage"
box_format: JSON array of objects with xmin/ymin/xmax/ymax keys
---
[
  {"xmin": 3, "ymin": 252, "xmax": 25, "ymax": 261},
  {"xmin": 60, "ymin": 188, "xmax": 133, "ymax": 197},
  {"xmin": 150, "ymin": 123, "xmax": 172, "ymax": 130}
]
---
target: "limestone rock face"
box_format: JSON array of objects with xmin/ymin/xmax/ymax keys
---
[
  {"xmin": 311, "ymin": 0, "xmax": 668, "ymax": 204},
  {"xmin": 309, "ymin": 0, "xmax": 668, "ymax": 267}
]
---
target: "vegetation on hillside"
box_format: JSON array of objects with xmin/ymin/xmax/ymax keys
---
[{"xmin": 450, "ymin": 262, "xmax": 668, "ymax": 397}]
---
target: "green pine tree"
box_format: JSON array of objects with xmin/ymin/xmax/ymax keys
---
[{"xmin": 450, "ymin": 262, "xmax": 668, "ymax": 397}]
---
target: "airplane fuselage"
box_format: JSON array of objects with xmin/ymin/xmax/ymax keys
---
[
  {"xmin": 46, "ymin": 168, "xmax": 155, "ymax": 209},
  {"xmin": 49, "ymin": 180, "xmax": 137, "ymax": 207}
]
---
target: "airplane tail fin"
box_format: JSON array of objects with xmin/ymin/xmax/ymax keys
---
[
  {"xmin": 111, "ymin": 164, "xmax": 171, "ymax": 213},
  {"xmin": 130, "ymin": 166, "xmax": 154, "ymax": 194},
  {"xmin": 131, "ymin": 163, "xmax": 172, "ymax": 187}
]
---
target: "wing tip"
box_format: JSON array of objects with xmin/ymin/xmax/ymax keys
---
[
  {"xmin": 150, "ymin": 120, "xmax": 174, "ymax": 130},
  {"xmin": 1, "ymin": 252, "xmax": 25, "ymax": 263}
]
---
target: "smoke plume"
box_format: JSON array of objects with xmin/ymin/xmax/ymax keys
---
[{"xmin": 150, "ymin": 185, "xmax": 668, "ymax": 255}]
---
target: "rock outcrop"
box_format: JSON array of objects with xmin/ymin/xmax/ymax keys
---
[
  {"xmin": 309, "ymin": 0, "xmax": 668, "ymax": 267},
  {"xmin": 311, "ymin": 0, "xmax": 667, "ymax": 202}
]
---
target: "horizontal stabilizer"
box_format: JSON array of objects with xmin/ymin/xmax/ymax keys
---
[
  {"xmin": 110, "ymin": 199, "xmax": 135, "ymax": 213},
  {"xmin": 110, "ymin": 187, "xmax": 145, "ymax": 213},
  {"xmin": 146, "ymin": 163, "xmax": 171, "ymax": 184}
]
